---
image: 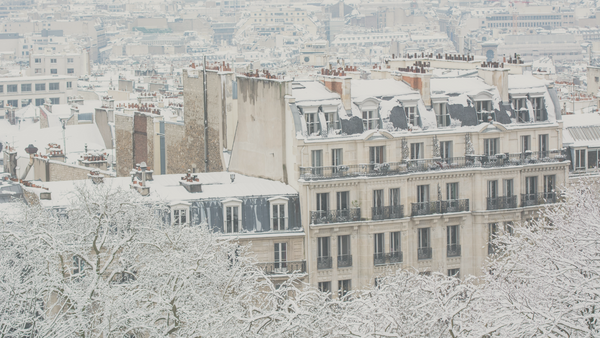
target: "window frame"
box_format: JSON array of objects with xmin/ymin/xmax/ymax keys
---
[
  {"xmin": 222, "ymin": 198, "xmax": 242, "ymax": 233},
  {"xmin": 268, "ymin": 196, "xmax": 288, "ymax": 231},
  {"xmin": 170, "ymin": 202, "xmax": 190, "ymax": 226}
]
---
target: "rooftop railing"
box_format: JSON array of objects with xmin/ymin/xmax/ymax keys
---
[
  {"xmin": 310, "ymin": 208, "xmax": 361, "ymax": 225},
  {"xmin": 521, "ymin": 192, "xmax": 557, "ymax": 207},
  {"xmin": 411, "ymin": 199, "xmax": 469, "ymax": 217},
  {"xmin": 487, "ymin": 195, "xmax": 518, "ymax": 210},
  {"xmin": 258, "ymin": 261, "xmax": 306, "ymax": 275},
  {"xmin": 299, "ymin": 151, "xmax": 567, "ymax": 181},
  {"xmin": 372, "ymin": 205, "xmax": 404, "ymax": 221}
]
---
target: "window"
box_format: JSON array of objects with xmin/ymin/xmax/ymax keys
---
[
  {"xmin": 440, "ymin": 141, "xmax": 452, "ymax": 159},
  {"xmin": 488, "ymin": 180, "xmax": 498, "ymax": 198},
  {"xmin": 323, "ymin": 111, "xmax": 338, "ymax": 131},
  {"xmin": 316, "ymin": 193, "xmax": 328, "ymax": 212},
  {"xmin": 318, "ymin": 281, "xmax": 331, "ymax": 296},
  {"xmin": 512, "ymin": 98, "xmax": 528, "ymax": 122},
  {"xmin": 539, "ymin": 134, "xmax": 549, "ymax": 157},
  {"xmin": 50, "ymin": 98, "xmax": 59, "ymax": 104},
  {"xmin": 35, "ymin": 98, "xmax": 45, "ymax": 106},
  {"xmin": 532, "ymin": 97, "xmax": 544, "ymax": 121},
  {"xmin": 447, "ymin": 225, "xmax": 460, "ymax": 257},
  {"xmin": 274, "ymin": 243, "xmax": 287, "ymax": 270},
  {"xmin": 318, "ymin": 237, "xmax": 331, "ymax": 270},
  {"xmin": 50, "ymin": 58, "xmax": 57, "ymax": 63},
  {"xmin": 503, "ymin": 179, "xmax": 513, "ymax": 197},
  {"xmin": 50, "ymin": 69, "xmax": 57, "ymax": 74},
  {"xmin": 390, "ymin": 231, "xmax": 401, "ymax": 253},
  {"xmin": 36, "ymin": 83, "xmax": 46, "ymax": 91},
  {"xmin": 336, "ymin": 191, "xmax": 349, "ymax": 211},
  {"xmin": 410, "ymin": 143, "xmax": 423, "ymax": 159},
  {"xmin": 588, "ymin": 150, "xmax": 599, "ymax": 169},
  {"xmin": 67, "ymin": 58, "xmax": 74, "ymax": 63},
  {"xmin": 374, "ymin": 233, "xmax": 384, "ymax": 255},
  {"xmin": 434, "ymin": 102, "xmax": 449, "ymax": 127},
  {"xmin": 525, "ymin": 176, "xmax": 537, "ymax": 196},
  {"xmin": 338, "ymin": 279, "xmax": 351, "ymax": 299},
  {"xmin": 544, "ymin": 175, "xmax": 555, "ymax": 196},
  {"xmin": 173, "ymin": 209, "xmax": 187, "ymax": 225},
  {"xmin": 488, "ymin": 223, "xmax": 499, "ymax": 254},
  {"xmin": 49, "ymin": 82, "xmax": 59, "ymax": 90},
  {"xmin": 405, "ymin": 106, "xmax": 418, "ymax": 126},
  {"xmin": 21, "ymin": 83, "xmax": 31, "ymax": 92},
  {"xmin": 34, "ymin": 68, "xmax": 42, "ymax": 74},
  {"xmin": 67, "ymin": 81, "xmax": 72, "ymax": 89},
  {"xmin": 390, "ymin": 188, "xmax": 400, "ymax": 206},
  {"xmin": 67, "ymin": 68, "xmax": 74, "ymax": 74},
  {"xmin": 270, "ymin": 198, "xmax": 287, "ymax": 231},
  {"xmin": 418, "ymin": 228, "xmax": 431, "ymax": 259},
  {"xmin": 21, "ymin": 99, "xmax": 31, "ymax": 107},
  {"xmin": 484, "ymin": 138, "xmax": 499, "ymax": 156},
  {"xmin": 505, "ymin": 221, "xmax": 514, "ymax": 236},
  {"xmin": 311, "ymin": 149, "xmax": 322, "ymax": 175},
  {"xmin": 0, "ymin": 101, "xmax": 3, "ymax": 108},
  {"xmin": 7, "ymin": 84, "xmax": 17, "ymax": 92},
  {"xmin": 520, "ymin": 135, "xmax": 530, "ymax": 153},
  {"xmin": 223, "ymin": 199, "xmax": 242, "ymax": 233},
  {"xmin": 373, "ymin": 189, "xmax": 383, "ymax": 209},
  {"xmin": 362, "ymin": 110, "xmax": 378, "ymax": 130},
  {"xmin": 448, "ymin": 268, "xmax": 460, "ymax": 277},
  {"xmin": 447, "ymin": 182, "xmax": 459, "ymax": 201},
  {"xmin": 338, "ymin": 235, "xmax": 351, "ymax": 267},
  {"xmin": 575, "ymin": 149, "xmax": 586, "ymax": 170},
  {"xmin": 475, "ymin": 100, "xmax": 494, "ymax": 122},
  {"xmin": 7, "ymin": 99, "xmax": 17, "ymax": 107},
  {"xmin": 417, "ymin": 185, "xmax": 429, "ymax": 203},
  {"xmin": 0, "ymin": 85, "xmax": 3, "ymax": 93},
  {"xmin": 34, "ymin": 58, "xmax": 41, "ymax": 63},
  {"xmin": 369, "ymin": 146, "xmax": 385, "ymax": 164},
  {"xmin": 332, "ymin": 148, "xmax": 342, "ymax": 167}
]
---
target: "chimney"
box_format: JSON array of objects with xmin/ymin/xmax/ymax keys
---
[
  {"xmin": 179, "ymin": 169, "xmax": 202, "ymax": 193},
  {"xmin": 477, "ymin": 66, "xmax": 509, "ymax": 104},
  {"xmin": 398, "ymin": 71, "xmax": 432, "ymax": 107},
  {"xmin": 318, "ymin": 75, "xmax": 352, "ymax": 112},
  {"xmin": 88, "ymin": 169, "xmax": 104, "ymax": 184}
]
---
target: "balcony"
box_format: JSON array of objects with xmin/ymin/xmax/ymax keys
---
[
  {"xmin": 310, "ymin": 208, "xmax": 360, "ymax": 224},
  {"xmin": 417, "ymin": 247, "xmax": 432, "ymax": 260},
  {"xmin": 317, "ymin": 256, "xmax": 332, "ymax": 270},
  {"xmin": 299, "ymin": 151, "xmax": 566, "ymax": 181},
  {"xmin": 337, "ymin": 254, "xmax": 352, "ymax": 268},
  {"xmin": 487, "ymin": 196, "xmax": 518, "ymax": 210},
  {"xmin": 521, "ymin": 192, "xmax": 557, "ymax": 207},
  {"xmin": 374, "ymin": 251, "xmax": 403, "ymax": 265},
  {"xmin": 372, "ymin": 205, "xmax": 404, "ymax": 221},
  {"xmin": 259, "ymin": 261, "xmax": 306, "ymax": 275},
  {"xmin": 447, "ymin": 244, "xmax": 461, "ymax": 257},
  {"xmin": 411, "ymin": 199, "xmax": 469, "ymax": 217}
]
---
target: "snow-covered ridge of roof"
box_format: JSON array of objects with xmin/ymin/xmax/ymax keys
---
[
  {"xmin": 351, "ymin": 79, "xmax": 419, "ymax": 102},
  {"xmin": 291, "ymin": 81, "xmax": 340, "ymax": 105}
]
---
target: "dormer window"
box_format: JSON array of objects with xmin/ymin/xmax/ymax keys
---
[
  {"xmin": 269, "ymin": 196, "xmax": 289, "ymax": 231},
  {"xmin": 475, "ymin": 100, "xmax": 494, "ymax": 122},
  {"xmin": 433, "ymin": 102, "xmax": 449, "ymax": 127},
  {"xmin": 170, "ymin": 202, "xmax": 190, "ymax": 226},
  {"xmin": 405, "ymin": 106, "xmax": 418, "ymax": 126},
  {"xmin": 222, "ymin": 198, "xmax": 242, "ymax": 233},
  {"xmin": 362, "ymin": 110, "xmax": 378, "ymax": 130},
  {"xmin": 512, "ymin": 98, "xmax": 529, "ymax": 122},
  {"xmin": 306, "ymin": 113, "xmax": 318, "ymax": 135},
  {"xmin": 531, "ymin": 97, "xmax": 545, "ymax": 121}
]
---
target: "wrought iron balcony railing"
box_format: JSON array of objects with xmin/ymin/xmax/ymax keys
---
[
  {"xmin": 258, "ymin": 261, "xmax": 306, "ymax": 275},
  {"xmin": 418, "ymin": 247, "xmax": 432, "ymax": 260},
  {"xmin": 373, "ymin": 251, "xmax": 403, "ymax": 266},
  {"xmin": 317, "ymin": 256, "xmax": 332, "ymax": 270},
  {"xmin": 337, "ymin": 254, "xmax": 352, "ymax": 268},
  {"xmin": 447, "ymin": 244, "xmax": 461, "ymax": 257},
  {"xmin": 411, "ymin": 199, "xmax": 469, "ymax": 217},
  {"xmin": 372, "ymin": 205, "xmax": 404, "ymax": 220},
  {"xmin": 487, "ymin": 195, "xmax": 518, "ymax": 210},
  {"xmin": 521, "ymin": 192, "xmax": 557, "ymax": 207},
  {"xmin": 299, "ymin": 150, "xmax": 567, "ymax": 180},
  {"xmin": 310, "ymin": 208, "xmax": 360, "ymax": 224}
]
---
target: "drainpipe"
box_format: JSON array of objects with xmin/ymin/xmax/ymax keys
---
[{"xmin": 203, "ymin": 55, "xmax": 209, "ymax": 172}]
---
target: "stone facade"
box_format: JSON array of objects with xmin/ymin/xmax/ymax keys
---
[{"xmin": 33, "ymin": 157, "xmax": 112, "ymax": 182}]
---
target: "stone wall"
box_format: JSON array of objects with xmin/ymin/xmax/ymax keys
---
[
  {"xmin": 229, "ymin": 76, "xmax": 292, "ymax": 183},
  {"xmin": 164, "ymin": 121, "xmax": 186, "ymax": 174},
  {"xmin": 133, "ymin": 112, "xmax": 148, "ymax": 166},
  {"xmin": 33, "ymin": 157, "xmax": 112, "ymax": 182},
  {"xmin": 115, "ymin": 113, "xmax": 134, "ymax": 177},
  {"xmin": 95, "ymin": 109, "xmax": 113, "ymax": 149}
]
